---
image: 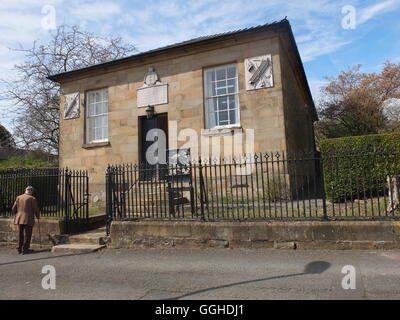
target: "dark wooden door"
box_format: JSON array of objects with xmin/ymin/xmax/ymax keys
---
[{"xmin": 139, "ymin": 113, "xmax": 168, "ymax": 180}]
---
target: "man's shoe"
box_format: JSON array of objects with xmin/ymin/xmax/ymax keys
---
[
  {"xmin": 17, "ymin": 249, "xmax": 22, "ymax": 254},
  {"xmin": 22, "ymin": 249, "xmax": 34, "ymax": 255}
]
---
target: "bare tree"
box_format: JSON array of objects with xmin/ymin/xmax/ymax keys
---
[
  {"xmin": 0, "ymin": 124, "xmax": 15, "ymax": 149},
  {"xmin": 1, "ymin": 25, "xmax": 136, "ymax": 154}
]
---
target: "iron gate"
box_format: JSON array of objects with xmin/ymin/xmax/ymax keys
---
[{"xmin": 0, "ymin": 168, "xmax": 90, "ymax": 234}]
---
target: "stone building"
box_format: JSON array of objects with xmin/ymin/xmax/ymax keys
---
[{"xmin": 48, "ymin": 19, "xmax": 317, "ymax": 206}]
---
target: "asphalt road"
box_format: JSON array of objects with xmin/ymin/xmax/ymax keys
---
[{"xmin": 0, "ymin": 247, "xmax": 400, "ymax": 300}]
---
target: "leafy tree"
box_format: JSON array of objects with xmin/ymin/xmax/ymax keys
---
[
  {"xmin": 1, "ymin": 25, "xmax": 136, "ymax": 154},
  {"xmin": 316, "ymin": 62, "xmax": 400, "ymax": 141}
]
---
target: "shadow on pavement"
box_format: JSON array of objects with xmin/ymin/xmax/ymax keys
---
[
  {"xmin": 23, "ymin": 249, "xmax": 51, "ymax": 254},
  {"xmin": 168, "ymin": 261, "xmax": 331, "ymax": 300}
]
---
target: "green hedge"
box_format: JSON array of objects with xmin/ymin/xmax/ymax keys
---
[
  {"xmin": 0, "ymin": 152, "xmax": 58, "ymax": 169},
  {"xmin": 320, "ymin": 133, "xmax": 400, "ymax": 202}
]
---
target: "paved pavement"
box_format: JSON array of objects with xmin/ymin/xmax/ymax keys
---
[{"xmin": 0, "ymin": 247, "xmax": 400, "ymax": 300}]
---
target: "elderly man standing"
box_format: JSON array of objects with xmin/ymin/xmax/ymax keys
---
[{"xmin": 12, "ymin": 186, "xmax": 40, "ymax": 254}]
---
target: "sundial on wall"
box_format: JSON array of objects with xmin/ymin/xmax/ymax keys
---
[
  {"xmin": 245, "ymin": 54, "xmax": 274, "ymax": 91},
  {"xmin": 64, "ymin": 92, "xmax": 80, "ymax": 119}
]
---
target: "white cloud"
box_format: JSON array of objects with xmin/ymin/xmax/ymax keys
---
[
  {"xmin": 358, "ymin": 0, "xmax": 399, "ymax": 25},
  {"xmin": 69, "ymin": 1, "xmax": 121, "ymax": 21},
  {"xmin": 300, "ymin": 39, "xmax": 351, "ymax": 63},
  {"xmin": 0, "ymin": 0, "xmax": 60, "ymax": 10}
]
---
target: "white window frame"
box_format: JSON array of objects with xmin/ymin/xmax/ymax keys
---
[
  {"xmin": 85, "ymin": 88, "xmax": 109, "ymax": 144},
  {"xmin": 203, "ymin": 64, "xmax": 240, "ymax": 130}
]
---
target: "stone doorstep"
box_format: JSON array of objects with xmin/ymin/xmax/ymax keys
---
[
  {"xmin": 66, "ymin": 226, "xmax": 108, "ymax": 244},
  {"xmin": 51, "ymin": 244, "xmax": 106, "ymax": 254}
]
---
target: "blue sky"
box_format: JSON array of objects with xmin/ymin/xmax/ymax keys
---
[{"xmin": 0, "ymin": 0, "xmax": 399, "ymax": 131}]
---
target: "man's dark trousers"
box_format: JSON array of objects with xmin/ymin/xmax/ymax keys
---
[{"xmin": 18, "ymin": 224, "xmax": 33, "ymax": 253}]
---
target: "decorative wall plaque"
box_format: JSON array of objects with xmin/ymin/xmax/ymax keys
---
[
  {"xmin": 64, "ymin": 92, "xmax": 80, "ymax": 119},
  {"xmin": 137, "ymin": 67, "xmax": 168, "ymax": 108},
  {"xmin": 244, "ymin": 54, "xmax": 273, "ymax": 91}
]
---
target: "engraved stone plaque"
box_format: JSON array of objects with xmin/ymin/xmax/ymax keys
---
[
  {"xmin": 245, "ymin": 54, "xmax": 273, "ymax": 91},
  {"xmin": 64, "ymin": 92, "xmax": 80, "ymax": 119},
  {"xmin": 137, "ymin": 83, "xmax": 168, "ymax": 107},
  {"xmin": 137, "ymin": 67, "xmax": 168, "ymax": 107}
]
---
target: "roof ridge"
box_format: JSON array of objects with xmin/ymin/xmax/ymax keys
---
[{"xmin": 136, "ymin": 18, "xmax": 287, "ymax": 55}]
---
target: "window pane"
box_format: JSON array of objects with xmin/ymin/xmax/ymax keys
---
[
  {"xmin": 229, "ymin": 109, "xmax": 237, "ymax": 124},
  {"xmin": 228, "ymin": 95, "xmax": 236, "ymax": 109},
  {"xmin": 101, "ymin": 127, "xmax": 108, "ymax": 140},
  {"xmin": 95, "ymin": 128, "xmax": 101, "ymax": 140},
  {"xmin": 87, "ymin": 93, "xmax": 94, "ymax": 104},
  {"xmin": 102, "ymin": 115, "xmax": 108, "ymax": 127},
  {"xmin": 219, "ymin": 111, "xmax": 228, "ymax": 123},
  {"xmin": 205, "ymin": 99, "xmax": 217, "ymax": 129},
  {"xmin": 102, "ymin": 90, "xmax": 108, "ymax": 101},
  {"xmin": 216, "ymin": 81, "xmax": 226, "ymax": 95},
  {"xmin": 216, "ymin": 68, "xmax": 226, "ymax": 81},
  {"xmin": 89, "ymin": 117, "xmax": 95, "ymax": 128},
  {"xmin": 216, "ymin": 80, "xmax": 226, "ymax": 89},
  {"xmin": 211, "ymin": 82, "xmax": 217, "ymax": 96},
  {"xmin": 93, "ymin": 103, "xmax": 99, "ymax": 115},
  {"xmin": 101, "ymin": 102, "xmax": 107, "ymax": 114},
  {"xmin": 97, "ymin": 102, "xmax": 102, "ymax": 114},
  {"xmin": 88, "ymin": 104, "xmax": 94, "ymax": 116},
  {"xmin": 211, "ymin": 70, "xmax": 216, "ymax": 81},
  {"xmin": 218, "ymin": 96, "xmax": 228, "ymax": 110},
  {"xmin": 205, "ymin": 71, "xmax": 214, "ymax": 97},
  {"xmin": 212, "ymin": 98, "xmax": 218, "ymax": 113},
  {"xmin": 227, "ymin": 79, "xmax": 236, "ymax": 94},
  {"xmin": 205, "ymin": 70, "xmax": 214, "ymax": 83},
  {"xmin": 95, "ymin": 91, "xmax": 101, "ymax": 103},
  {"xmin": 89, "ymin": 128, "xmax": 95, "ymax": 142},
  {"xmin": 227, "ymin": 66, "xmax": 236, "ymax": 79}
]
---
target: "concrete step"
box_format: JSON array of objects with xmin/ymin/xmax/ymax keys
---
[{"xmin": 52, "ymin": 244, "xmax": 105, "ymax": 254}]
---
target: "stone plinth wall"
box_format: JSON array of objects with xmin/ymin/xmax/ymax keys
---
[
  {"xmin": 109, "ymin": 220, "xmax": 400, "ymax": 250},
  {"xmin": 0, "ymin": 218, "xmax": 65, "ymax": 248}
]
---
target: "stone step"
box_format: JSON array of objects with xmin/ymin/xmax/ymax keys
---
[
  {"xmin": 52, "ymin": 244, "xmax": 105, "ymax": 254},
  {"xmin": 68, "ymin": 233, "xmax": 106, "ymax": 245}
]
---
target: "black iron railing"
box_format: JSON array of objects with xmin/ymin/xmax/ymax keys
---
[
  {"xmin": 105, "ymin": 150, "xmax": 400, "ymax": 233},
  {"xmin": 0, "ymin": 168, "xmax": 89, "ymax": 232}
]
